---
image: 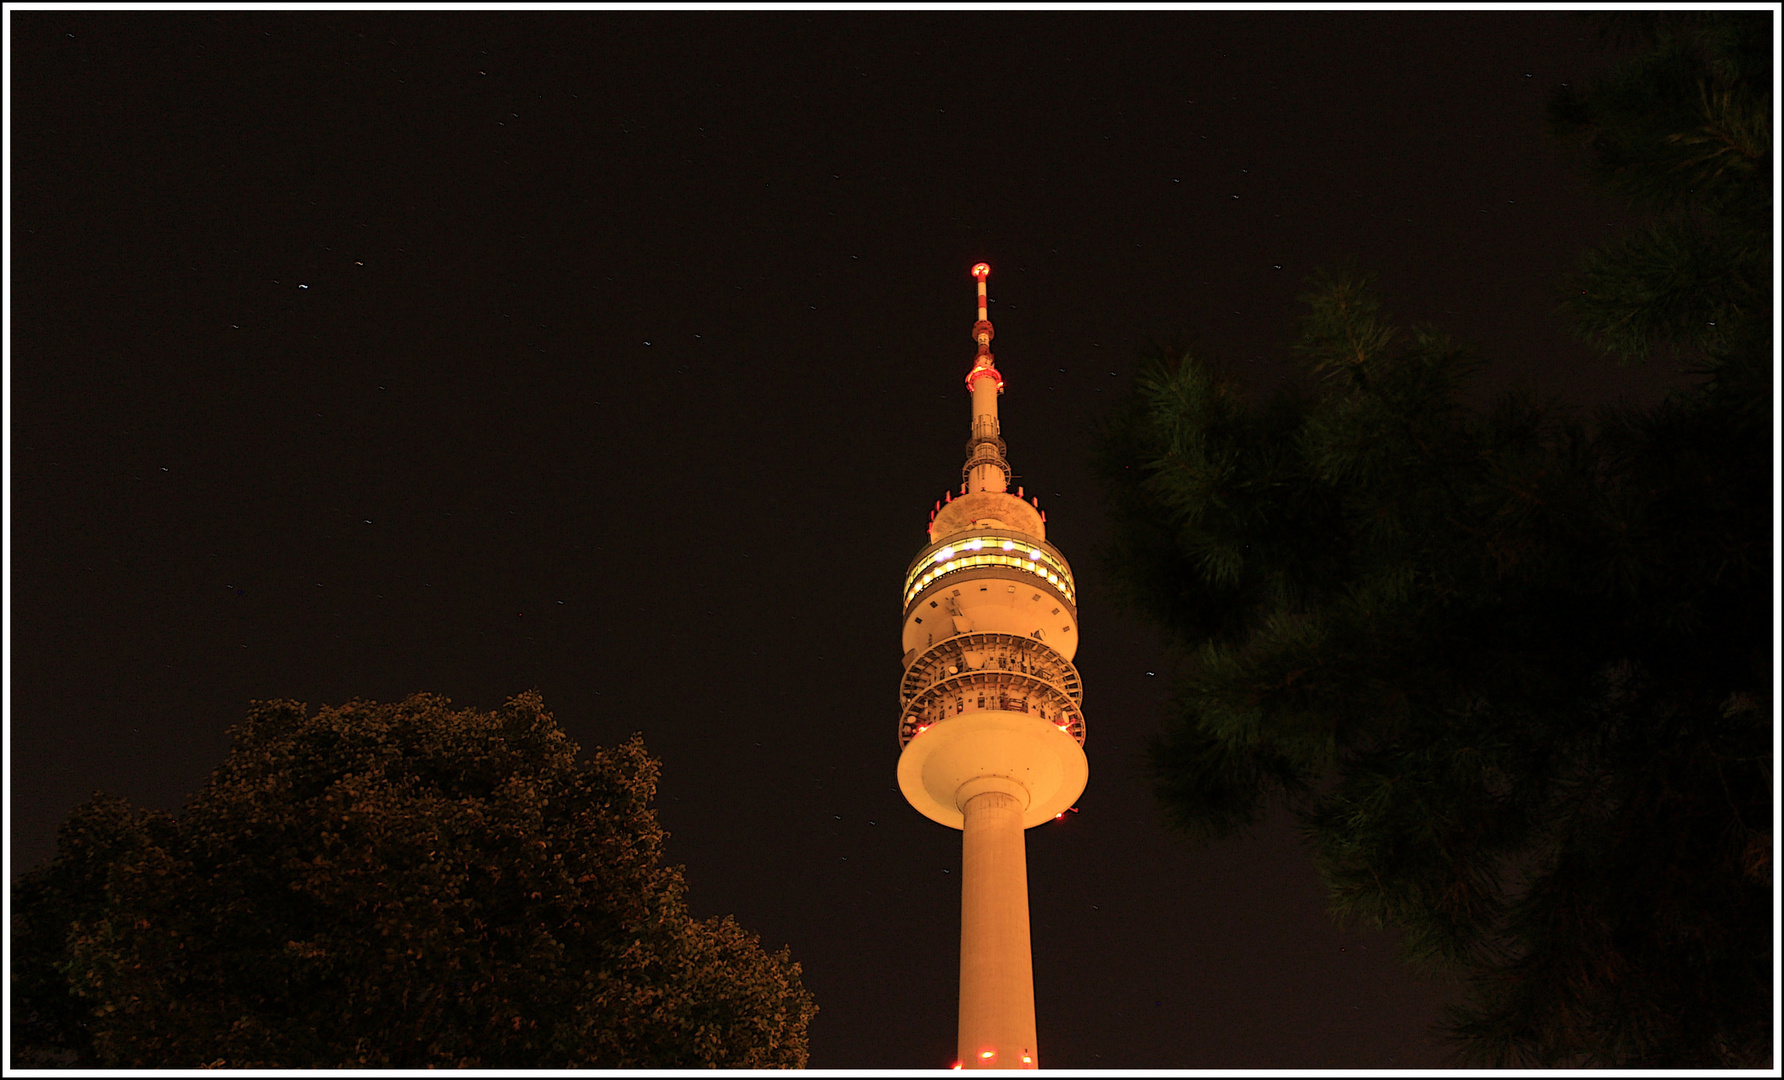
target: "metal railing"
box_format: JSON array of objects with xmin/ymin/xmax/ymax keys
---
[{"xmin": 897, "ymin": 632, "xmax": 1086, "ymax": 748}]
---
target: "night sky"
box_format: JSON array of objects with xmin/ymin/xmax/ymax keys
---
[{"xmin": 11, "ymin": 10, "xmax": 1692, "ymax": 1070}]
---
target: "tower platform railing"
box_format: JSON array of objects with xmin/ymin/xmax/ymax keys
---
[
  {"xmin": 898, "ymin": 632, "xmax": 1087, "ymax": 748},
  {"xmin": 900, "ymin": 631, "xmax": 1083, "ymax": 704}
]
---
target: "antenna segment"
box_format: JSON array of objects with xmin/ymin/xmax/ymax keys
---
[
  {"xmin": 963, "ymin": 264, "xmax": 1010, "ymax": 494},
  {"xmin": 966, "ymin": 263, "xmax": 1002, "ymax": 393}
]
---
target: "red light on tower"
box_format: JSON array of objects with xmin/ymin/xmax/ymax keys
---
[{"xmin": 971, "ymin": 262, "xmax": 990, "ymax": 280}]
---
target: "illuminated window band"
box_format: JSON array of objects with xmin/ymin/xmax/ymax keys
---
[{"xmin": 903, "ymin": 534, "xmax": 1075, "ymax": 608}]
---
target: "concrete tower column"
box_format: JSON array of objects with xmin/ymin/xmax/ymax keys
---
[{"xmin": 958, "ymin": 787, "xmax": 1038, "ymax": 1070}]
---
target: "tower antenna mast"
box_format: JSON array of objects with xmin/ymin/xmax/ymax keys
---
[{"xmin": 963, "ymin": 263, "xmax": 1010, "ymax": 496}]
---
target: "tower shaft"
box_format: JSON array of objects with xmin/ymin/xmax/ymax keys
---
[{"xmin": 958, "ymin": 789, "xmax": 1038, "ymax": 1069}]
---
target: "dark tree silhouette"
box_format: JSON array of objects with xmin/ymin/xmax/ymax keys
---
[
  {"xmin": 12, "ymin": 693, "xmax": 817, "ymax": 1068},
  {"xmin": 1094, "ymin": 13, "xmax": 1770, "ymax": 1068}
]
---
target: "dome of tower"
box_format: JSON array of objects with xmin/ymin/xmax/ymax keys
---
[{"xmin": 930, "ymin": 490, "xmax": 1044, "ymax": 543}]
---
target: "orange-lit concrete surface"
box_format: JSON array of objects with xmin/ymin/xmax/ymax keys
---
[
  {"xmin": 897, "ymin": 264, "xmax": 1086, "ymax": 1070},
  {"xmin": 958, "ymin": 787, "xmax": 1038, "ymax": 1070}
]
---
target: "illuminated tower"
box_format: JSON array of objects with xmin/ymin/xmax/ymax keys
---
[{"xmin": 897, "ymin": 263, "xmax": 1088, "ymax": 1071}]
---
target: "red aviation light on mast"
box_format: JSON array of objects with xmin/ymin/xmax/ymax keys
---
[{"xmin": 966, "ymin": 261, "xmax": 1004, "ymax": 392}]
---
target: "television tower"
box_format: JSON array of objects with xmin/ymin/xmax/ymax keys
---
[{"xmin": 897, "ymin": 263, "xmax": 1088, "ymax": 1071}]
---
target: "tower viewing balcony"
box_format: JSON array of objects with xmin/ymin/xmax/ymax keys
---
[{"xmin": 898, "ymin": 631, "xmax": 1086, "ymax": 748}]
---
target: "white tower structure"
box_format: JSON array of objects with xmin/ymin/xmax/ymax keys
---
[{"xmin": 897, "ymin": 263, "xmax": 1088, "ymax": 1071}]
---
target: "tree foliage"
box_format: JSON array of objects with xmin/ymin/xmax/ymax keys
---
[
  {"xmin": 1550, "ymin": 11, "xmax": 1771, "ymax": 374},
  {"xmin": 1095, "ymin": 13, "xmax": 1770, "ymax": 1068},
  {"xmin": 12, "ymin": 693, "xmax": 816, "ymax": 1068}
]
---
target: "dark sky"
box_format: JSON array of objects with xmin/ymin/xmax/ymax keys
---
[{"xmin": 11, "ymin": 10, "xmax": 1687, "ymax": 1070}]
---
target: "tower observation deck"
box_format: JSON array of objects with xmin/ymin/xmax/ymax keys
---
[{"xmin": 897, "ymin": 263, "xmax": 1088, "ymax": 1070}]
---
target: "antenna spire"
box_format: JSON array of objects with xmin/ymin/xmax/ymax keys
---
[
  {"xmin": 962, "ymin": 263, "xmax": 1010, "ymax": 494},
  {"xmin": 966, "ymin": 263, "xmax": 1002, "ymax": 392}
]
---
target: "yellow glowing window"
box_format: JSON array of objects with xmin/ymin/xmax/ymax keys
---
[{"xmin": 906, "ymin": 534, "xmax": 1075, "ymax": 607}]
